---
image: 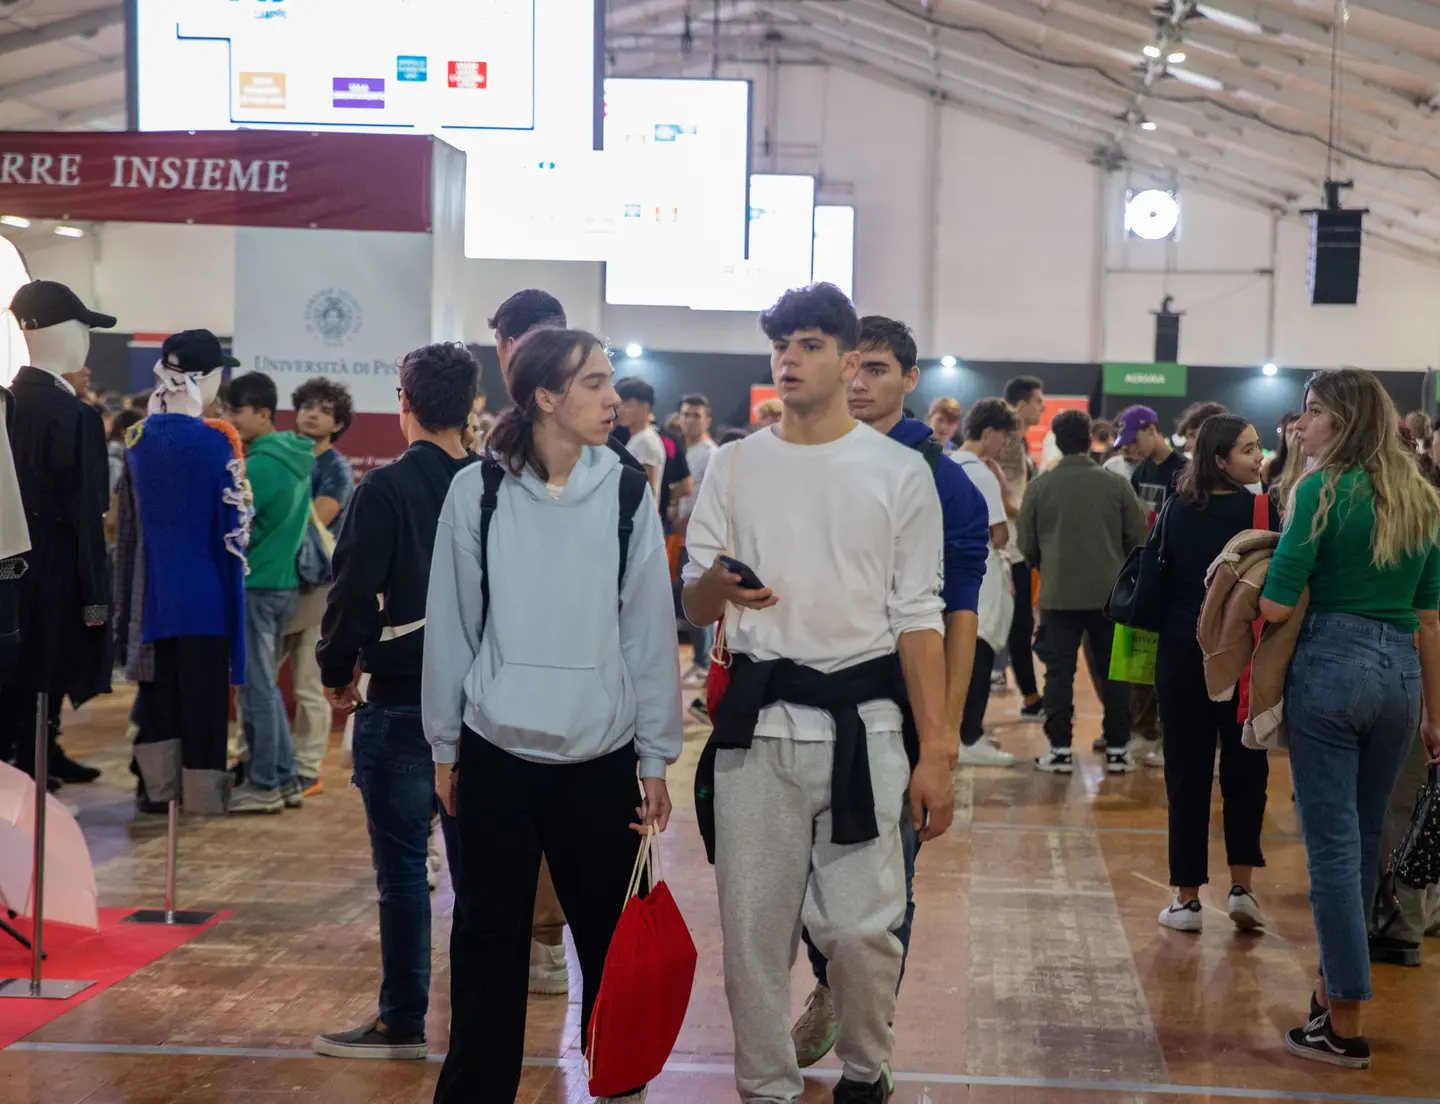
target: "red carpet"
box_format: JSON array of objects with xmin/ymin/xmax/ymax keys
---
[{"xmin": 0, "ymin": 907, "xmax": 226, "ymax": 1049}]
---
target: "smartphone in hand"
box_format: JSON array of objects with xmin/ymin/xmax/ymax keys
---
[{"xmin": 716, "ymin": 554, "xmax": 765, "ymax": 591}]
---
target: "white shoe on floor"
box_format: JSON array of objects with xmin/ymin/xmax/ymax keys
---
[
  {"xmin": 528, "ymin": 940, "xmax": 569, "ymax": 996},
  {"xmin": 1143, "ymin": 744, "xmax": 1165, "ymax": 768},
  {"xmin": 681, "ymin": 663, "xmax": 707, "ymax": 687},
  {"xmin": 596, "ymin": 1090, "xmax": 647, "ymax": 1103},
  {"xmin": 1227, "ymin": 886, "xmax": 1265, "ymax": 931},
  {"xmin": 426, "ymin": 815, "xmax": 442, "ymax": 891},
  {"xmin": 957, "ymin": 741, "xmax": 1015, "ymax": 767},
  {"xmin": 1159, "ymin": 898, "xmax": 1203, "ymax": 932}
]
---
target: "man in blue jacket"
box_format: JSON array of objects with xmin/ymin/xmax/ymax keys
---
[{"xmin": 791, "ymin": 314, "xmax": 990, "ymax": 1069}]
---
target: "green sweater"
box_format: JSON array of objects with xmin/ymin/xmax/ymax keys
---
[
  {"xmin": 245, "ymin": 431, "xmax": 316, "ymax": 590},
  {"xmin": 1263, "ymin": 467, "xmax": 1440, "ymax": 630}
]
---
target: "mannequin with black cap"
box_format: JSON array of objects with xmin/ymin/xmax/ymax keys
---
[
  {"xmin": 0, "ymin": 280, "xmax": 114, "ymax": 784},
  {"xmin": 114, "ymin": 329, "xmax": 250, "ymax": 817}
]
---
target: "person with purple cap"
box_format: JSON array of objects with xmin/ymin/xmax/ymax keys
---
[{"xmin": 1114, "ymin": 405, "xmax": 1186, "ymax": 525}]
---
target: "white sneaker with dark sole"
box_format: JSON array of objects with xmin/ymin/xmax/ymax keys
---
[
  {"xmin": 529, "ymin": 940, "xmax": 569, "ymax": 995},
  {"xmin": 790, "ymin": 982, "xmax": 838, "ymax": 1068},
  {"xmin": 1158, "ymin": 898, "xmax": 1203, "ymax": 932},
  {"xmin": 1227, "ymin": 886, "xmax": 1265, "ymax": 931}
]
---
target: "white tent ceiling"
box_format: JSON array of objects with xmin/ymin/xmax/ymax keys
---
[{"xmin": 4, "ymin": 1, "xmax": 1440, "ymax": 259}]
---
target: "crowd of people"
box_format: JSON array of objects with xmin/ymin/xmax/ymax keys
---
[{"xmin": 4, "ymin": 273, "xmax": 1440, "ymax": 1102}]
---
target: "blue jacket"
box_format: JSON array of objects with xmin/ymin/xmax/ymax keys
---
[
  {"xmin": 888, "ymin": 417, "xmax": 989, "ymax": 615},
  {"xmin": 128, "ymin": 415, "xmax": 248, "ymax": 684}
]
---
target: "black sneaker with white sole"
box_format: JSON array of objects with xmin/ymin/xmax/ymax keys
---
[
  {"xmin": 1284, "ymin": 1011, "xmax": 1371, "ymax": 1069},
  {"xmin": 833, "ymin": 1073, "xmax": 890, "ymax": 1103},
  {"xmin": 1034, "ymin": 748, "xmax": 1074, "ymax": 774},
  {"xmin": 313, "ymin": 1020, "xmax": 427, "ymax": 1060},
  {"xmin": 1018, "ymin": 699, "xmax": 1044, "ymax": 723},
  {"xmin": 1105, "ymin": 749, "xmax": 1137, "ymax": 773}
]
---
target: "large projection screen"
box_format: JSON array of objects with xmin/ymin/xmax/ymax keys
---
[
  {"xmin": 129, "ymin": 0, "xmax": 599, "ymax": 153},
  {"xmin": 464, "ymin": 77, "xmax": 751, "ymax": 264}
]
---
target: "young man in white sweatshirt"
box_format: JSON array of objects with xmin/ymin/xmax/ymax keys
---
[{"xmin": 683, "ymin": 283, "xmax": 954, "ymax": 1104}]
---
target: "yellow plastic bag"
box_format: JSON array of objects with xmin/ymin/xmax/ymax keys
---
[{"xmin": 1108, "ymin": 625, "xmax": 1157, "ymax": 685}]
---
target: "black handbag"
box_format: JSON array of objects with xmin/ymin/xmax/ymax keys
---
[
  {"xmin": 1392, "ymin": 765, "xmax": 1440, "ymax": 890},
  {"xmin": 1104, "ymin": 496, "xmax": 1172, "ymax": 631}
]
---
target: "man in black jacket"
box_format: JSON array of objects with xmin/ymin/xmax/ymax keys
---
[{"xmin": 312, "ymin": 342, "xmax": 479, "ymax": 1061}]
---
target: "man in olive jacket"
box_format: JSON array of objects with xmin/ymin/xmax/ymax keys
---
[{"xmin": 1017, "ymin": 408, "xmax": 1148, "ymax": 775}]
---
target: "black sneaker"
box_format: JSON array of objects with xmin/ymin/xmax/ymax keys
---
[
  {"xmin": 1284, "ymin": 1011, "xmax": 1370, "ymax": 1069},
  {"xmin": 1018, "ymin": 699, "xmax": 1044, "ymax": 723},
  {"xmin": 833, "ymin": 1073, "xmax": 890, "ymax": 1103},
  {"xmin": 1369, "ymin": 933, "xmax": 1422, "ymax": 967},
  {"xmin": 687, "ymin": 699, "xmax": 710, "ymax": 725},
  {"xmin": 135, "ymin": 781, "xmax": 168, "ymax": 816},
  {"xmin": 1092, "ymin": 736, "xmax": 1107, "ymax": 753},
  {"xmin": 313, "ymin": 1020, "xmax": 427, "ymax": 1060},
  {"xmin": 51, "ymin": 751, "xmax": 101, "ymax": 784}
]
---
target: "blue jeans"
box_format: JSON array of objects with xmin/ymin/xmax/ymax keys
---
[
  {"xmin": 806, "ymin": 804, "xmax": 920, "ymax": 992},
  {"xmin": 352, "ymin": 704, "xmax": 452, "ymax": 1037},
  {"xmin": 1288, "ymin": 612, "xmax": 1421, "ymax": 1003},
  {"xmin": 689, "ymin": 621, "xmax": 714, "ymax": 673},
  {"xmin": 239, "ymin": 588, "xmax": 298, "ymax": 792}
]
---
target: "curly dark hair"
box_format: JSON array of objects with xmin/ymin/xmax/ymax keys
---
[
  {"xmin": 398, "ymin": 343, "xmax": 479, "ymax": 434},
  {"xmin": 759, "ymin": 283, "xmax": 859, "ymax": 352},
  {"xmin": 1051, "ymin": 408, "xmax": 1092, "ymax": 456},
  {"xmin": 291, "ymin": 378, "xmax": 355, "ymax": 442}
]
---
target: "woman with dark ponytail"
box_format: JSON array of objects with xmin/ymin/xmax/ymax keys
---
[{"xmin": 424, "ymin": 328, "xmax": 682, "ymax": 1104}]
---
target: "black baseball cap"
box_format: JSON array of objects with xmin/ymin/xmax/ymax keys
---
[
  {"xmin": 9, "ymin": 280, "xmax": 116, "ymax": 331},
  {"xmin": 162, "ymin": 329, "xmax": 240, "ymax": 373}
]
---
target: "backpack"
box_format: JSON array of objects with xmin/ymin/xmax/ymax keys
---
[
  {"xmin": 913, "ymin": 435, "xmax": 945, "ymax": 475},
  {"xmin": 476, "ymin": 456, "xmax": 649, "ymax": 639}
]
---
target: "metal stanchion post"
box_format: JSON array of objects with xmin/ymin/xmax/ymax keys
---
[
  {"xmin": 124, "ymin": 798, "xmax": 215, "ymax": 926},
  {"xmin": 0, "ymin": 693, "xmax": 95, "ymax": 999}
]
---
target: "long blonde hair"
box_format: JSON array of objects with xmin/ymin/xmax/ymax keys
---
[{"xmin": 1289, "ymin": 368, "xmax": 1440, "ymax": 567}]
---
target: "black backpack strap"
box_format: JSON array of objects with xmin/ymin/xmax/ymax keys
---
[
  {"xmin": 478, "ymin": 457, "xmax": 506, "ymax": 641},
  {"xmin": 915, "ymin": 436, "xmax": 945, "ymax": 475},
  {"xmin": 616, "ymin": 466, "xmax": 648, "ymax": 606}
]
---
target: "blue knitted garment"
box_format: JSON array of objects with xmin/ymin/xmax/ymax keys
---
[{"xmin": 127, "ymin": 414, "xmax": 248, "ymax": 685}]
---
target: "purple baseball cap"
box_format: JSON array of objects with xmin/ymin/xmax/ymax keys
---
[{"xmin": 1113, "ymin": 405, "xmax": 1158, "ymax": 448}]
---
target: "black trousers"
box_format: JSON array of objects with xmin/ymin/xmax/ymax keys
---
[
  {"xmin": 436, "ymin": 729, "xmax": 645, "ymax": 1104},
  {"xmin": 960, "ymin": 639, "xmax": 996, "ymax": 747},
  {"xmin": 1035, "ymin": 609, "xmax": 1130, "ymax": 749},
  {"xmin": 134, "ymin": 637, "xmax": 230, "ymax": 770},
  {"xmin": 1007, "ymin": 561, "xmax": 1038, "ymax": 697},
  {"xmin": 1155, "ymin": 635, "xmax": 1268, "ymax": 887},
  {"xmin": 0, "ymin": 688, "xmax": 61, "ymax": 774}
]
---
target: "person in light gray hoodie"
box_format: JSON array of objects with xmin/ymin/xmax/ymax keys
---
[{"xmin": 424, "ymin": 327, "xmax": 681, "ymax": 1104}]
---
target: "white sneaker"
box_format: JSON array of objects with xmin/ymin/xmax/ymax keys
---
[
  {"xmin": 596, "ymin": 1090, "xmax": 648, "ymax": 1103},
  {"xmin": 1227, "ymin": 886, "xmax": 1265, "ymax": 931},
  {"xmin": 957, "ymin": 741, "xmax": 1015, "ymax": 767},
  {"xmin": 1034, "ymin": 748, "xmax": 1074, "ymax": 774},
  {"xmin": 1159, "ymin": 898, "xmax": 1203, "ymax": 932},
  {"xmin": 1143, "ymin": 744, "xmax": 1165, "ymax": 768},
  {"xmin": 681, "ymin": 663, "xmax": 707, "ymax": 687},
  {"xmin": 528, "ymin": 940, "xmax": 569, "ymax": 996},
  {"xmin": 426, "ymin": 815, "xmax": 442, "ymax": 891},
  {"xmin": 790, "ymin": 982, "xmax": 837, "ymax": 1068}
]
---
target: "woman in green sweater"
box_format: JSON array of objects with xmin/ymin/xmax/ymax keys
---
[{"xmin": 1260, "ymin": 368, "xmax": 1440, "ymax": 1070}]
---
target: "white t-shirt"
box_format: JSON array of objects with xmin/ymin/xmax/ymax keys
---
[
  {"xmin": 952, "ymin": 450, "xmax": 1007, "ymax": 529},
  {"xmin": 678, "ymin": 436, "xmax": 715, "ymax": 519},
  {"xmin": 683, "ymin": 423, "xmax": 945, "ymax": 741},
  {"xmin": 626, "ymin": 425, "xmax": 666, "ymax": 491}
]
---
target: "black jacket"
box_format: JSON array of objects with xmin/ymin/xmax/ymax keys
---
[
  {"xmin": 318, "ymin": 441, "xmax": 478, "ymax": 704},
  {"xmin": 2, "ymin": 367, "xmax": 111, "ymax": 699}
]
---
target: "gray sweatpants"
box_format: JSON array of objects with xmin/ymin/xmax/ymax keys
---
[{"xmin": 715, "ymin": 732, "xmax": 909, "ymax": 1103}]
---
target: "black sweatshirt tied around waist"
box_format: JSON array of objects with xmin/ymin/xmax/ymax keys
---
[{"xmin": 695, "ymin": 652, "xmax": 918, "ymax": 864}]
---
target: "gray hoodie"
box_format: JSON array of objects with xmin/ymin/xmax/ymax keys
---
[{"xmin": 422, "ymin": 444, "xmax": 682, "ymax": 779}]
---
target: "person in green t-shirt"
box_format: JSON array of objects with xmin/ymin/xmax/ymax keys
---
[{"xmin": 1259, "ymin": 368, "xmax": 1440, "ymax": 1070}]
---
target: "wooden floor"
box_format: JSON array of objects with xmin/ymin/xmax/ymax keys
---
[{"xmin": 1, "ymin": 660, "xmax": 1436, "ymax": 1104}]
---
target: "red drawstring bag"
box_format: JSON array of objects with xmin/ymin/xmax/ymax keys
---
[
  {"xmin": 586, "ymin": 824, "xmax": 698, "ymax": 1098},
  {"xmin": 1236, "ymin": 491, "xmax": 1273, "ymax": 723},
  {"xmin": 706, "ymin": 619, "xmax": 731, "ymax": 716}
]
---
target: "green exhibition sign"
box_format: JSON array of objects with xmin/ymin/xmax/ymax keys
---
[{"xmin": 1103, "ymin": 362, "xmax": 1188, "ymax": 397}]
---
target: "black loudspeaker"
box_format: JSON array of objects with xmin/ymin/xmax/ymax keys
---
[
  {"xmin": 1308, "ymin": 209, "xmax": 1365, "ymax": 305},
  {"xmin": 1154, "ymin": 307, "xmax": 1180, "ymax": 363}
]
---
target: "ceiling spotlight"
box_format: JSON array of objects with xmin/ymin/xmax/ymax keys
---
[
  {"xmin": 53, "ymin": 225, "xmax": 84, "ymax": 238},
  {"xmin": 624, "ymin": 342, "xmax": 643, "ymax": 359},
  {"xmin": 1142, "ymin": 44, "xmax": 1162, "ymax": 58},
  {"xmin": 1140, "ymin": 119, "xmax": 1158, "ymax": 131},
  {"xmin": 1125, "ymin": 189, "xmax": 1180, "ymax": 241},
  {"xmin": 1167, "ymin": 51, "xmax": 1187, "ymax": 64},
  {"xmin": 0, "ymin": 215, "xmax": 29, "ymax": 229},
  {"xmin": 939, "ymin": 355, "xmax": 957, "ymax": 369},
  {"xmin": 1263, "ymin": 362, "xmax": 1278, "ymax": 376}
]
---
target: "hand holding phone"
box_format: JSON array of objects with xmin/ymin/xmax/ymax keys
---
[
  {"xmin": 716, "ymin": 554, "xmax": 765, "ymax": 591},
  {"xmin": 704, "ymin": 555, "xmax": 777, "ymax": 612}
]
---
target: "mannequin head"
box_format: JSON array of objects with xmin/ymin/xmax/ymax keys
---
[
  {"xmin": 152, "ymin": 330, "xmax": 238, "ymax": 417},
  {"xmin": 9, "ymin": 281, "xmax": 115, "ymax": 383},
  {"xmin": 26, "ymin": 319, "xmax": 91, "ymax": 377}
]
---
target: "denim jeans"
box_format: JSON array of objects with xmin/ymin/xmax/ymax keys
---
[
  {"xmin": 1288, "ymin": 612, "xmax": 1421, "ymax": 1003},
  {"xmin": 351, "ymin": 703, "xmax": 443, "ymax": 1037},
  {"xmin": 239, "ymin": 588, "xmax": 298, "ymax": 792},
  {"xmin": 806, "ymin": 801, "xmax": 920, "ymax": 993},
  {"xmin": 688, "ymin": 620, "xmax": 714, "ymax": 673}
]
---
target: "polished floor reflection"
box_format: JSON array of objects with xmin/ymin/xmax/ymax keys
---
[{"xmin": 0, "ymin": 665, "xmax": 1435, "ymax": 1104}]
